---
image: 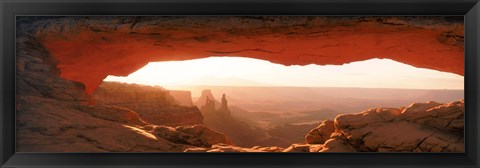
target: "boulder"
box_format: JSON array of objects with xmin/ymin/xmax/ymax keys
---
[
  {"xmin": 326, "ymin": 100, "xmax": 464, "ymax": 152},
  {"xmin": 305, "ymin": 120, "xmax": 335, "ymax": 144},
  {"xmin": 282, "ymin": 143, "xmax": 312, "ymax": 152},
  {"xmin": 148, "ymin": 124, "xmax": 233, "ymax": 147},
  {"xmin": 400, "ymin": 100, "xmax": 464, "ymax": 132},
  {"xmin": 318, "ymin": 132, "xmax": 357, "ymax": 152}
]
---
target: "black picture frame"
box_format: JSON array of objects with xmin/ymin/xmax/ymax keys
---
[{"xmin": 1, "ymin": 0, "xmax": 479, "ymax": 167}]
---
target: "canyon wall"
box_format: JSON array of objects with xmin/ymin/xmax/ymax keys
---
[
  {"xmin": 92, "ymin": 82, "xmax": 203, "ymax": 126},
  {"xmin": 16, "ymin": 16, "xmax": 465, "ymax": 152},
  {"xmin": 168, "ymin": 90, "xmax": 194, "ymax": 107},
  {"xmin": 16, "ymin": 34, "xmax": 230, "ymax": 152},
  {"xmin": 22, "ymin": 16, "xmax": 464, "ymax": 93}
]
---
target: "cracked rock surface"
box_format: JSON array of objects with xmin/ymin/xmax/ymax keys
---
[{"xmin": 313, "ymin": 100, "xmax": 464, "ymax": 152}]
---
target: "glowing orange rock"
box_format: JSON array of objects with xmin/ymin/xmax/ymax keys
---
[{"xmin": 31, "ymin": 16, "xmax": 464, "ymax": 94}]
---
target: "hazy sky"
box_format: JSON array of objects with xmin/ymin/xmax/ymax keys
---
[{"xmin": 104, "ymin": 57, "xmax": 464, "ymax": 90}]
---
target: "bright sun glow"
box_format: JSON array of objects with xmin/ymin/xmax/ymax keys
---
[{"xmin": 104, "ymin": 57, "xmax": 464, "ymax": 90}]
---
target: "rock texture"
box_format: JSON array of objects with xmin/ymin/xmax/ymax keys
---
[
  {"xmin": 185, "ymin": 143, "xmax": 285, "ymax": 152},
  {"xmin": 92, "ymin": 82, "xmax": 203, "ymax": 126},
  {"xmin": 221, "ymin": 100, "xmax": 464, "ymax": 153},
  {"xmin": 144, "ymin": 125, "xmax": 233, "ymax": 147},
  {"xmin": 16, "ymin": 35, "xmax": 229, "ymax": 152},
  {"xmin": 305, "ymin": 120, "xmax": 335, "ymax": 144},
  {"xmin": 21, "ymin": 16, "xmax": 464, "ymax": 93},
  {"xmin": 316, "ymin": 100, "xmax": 464, "ymax": 152},
  {"xmin": 16, "ymin": 35, "xmax": 90, "ymax": 102},
  {"xmin": 16, "ymin": 16, "xmax": 465, "ymax": 152},
  {"xmin": 17, "ymin": 96, "xmax": 230, "ymax": 152},
  {"xmin": 282, "ymin": 143, "xmax": 323, "ymax": 152}
]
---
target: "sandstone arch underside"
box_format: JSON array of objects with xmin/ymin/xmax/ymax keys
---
[{"xmin": 30, "ymin": 16, "xmax": 464, "ymax": 93}]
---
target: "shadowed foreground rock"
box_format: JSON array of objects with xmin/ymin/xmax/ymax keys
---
[
  {"xmin": 17, "ymin": 96, "xmax": 231, "ymax": 152},
  {"xmin": 16, "ymin": 18, "xmax": 464, "ymax": 152},
  {"xmin": 16, "ymin": 35, "xmax": 231, "ymax": 152}
]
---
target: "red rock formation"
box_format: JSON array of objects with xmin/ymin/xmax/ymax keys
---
[
  {"xmin": 25, "ymin": 16, "xmax": 463, "ymax": 94},
  {"xmin": 200, "ymin": 96, "xmax": 217, "ymax": 116},
  {"xmin": 16, "ymin": 35, "xmax": 231, "ymax": 152},
  {"xmin": 198, "ymin": 92, "xmax": 232, "ymax": 118},
  {"xmin": 196, "ymin": 90, "xmax": 269, "ymax": 147},
  {"xmin": 146, "ymin": 125, "xmax": 234, "ymax": 147},
  {"xmin": 168, "ymin": 90, "xmax": 194, "ymax": 107},
  {"xmin": 318, "ymin": 100, "xmax": 464, "ymax": 152},
  {"xmin": 16, "ymin": 16, "xmax": 465, "ymax": 153},
  {"xmin": 305, "ymin": 120, "xmax": 335, "ymax": 144},
  {"xmin": 92, "ymin": 82, "xmax": 203, "ymax": 126},
  {"xmin": 194, "ymin": 89, "xmax": 219, "ymax": 108},
  {"xmin": 218, "ymin": 94, "xmax": 232, "ymax": 117},
  {"xmin": 187, "ymin": 100, "xmax": 464, "ymax": 153}
]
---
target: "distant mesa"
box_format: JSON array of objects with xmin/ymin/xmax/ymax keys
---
[{"xmin": 168, "ymin": 90, "xmax": 194, "ymax": 107}]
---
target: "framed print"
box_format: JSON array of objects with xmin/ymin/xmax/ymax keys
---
[{"xmin": 1, "ymin": 0, "xmax": 479, "ymax": 167}]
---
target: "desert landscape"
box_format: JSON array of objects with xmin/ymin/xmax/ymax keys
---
[{"xmin": 16, "ymin": 16, "xmax": 464, "ymax": 152}]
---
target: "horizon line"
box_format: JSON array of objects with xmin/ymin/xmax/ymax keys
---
[{"xmin": 101, "ymin": 81, "xmax": 464, "ymax": 91}]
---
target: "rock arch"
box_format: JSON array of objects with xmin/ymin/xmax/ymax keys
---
[{"xmin": 29, "ymin": 16, "xmax": 464, "ymax": 93}]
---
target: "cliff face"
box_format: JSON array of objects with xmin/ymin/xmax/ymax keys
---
[
  {"xmin": 23, "ymin": 16, "xmax": 464, "ymax": 93},
  {"xmin": 93, "ymin": 82, "xmax": 175, "ymax": 105},
  {"xmin": 15, "ymin": 36, "xmax": 465, "ymax": 152},
  {"xmin": 168, "ymin": 90, "xmax": 194, "ymax": 107},
  {"xmin": 16, "ymin": 35, "xmax": 229, "ymax": 152},
  {"xmin": 16, "ymin": 16, "xmax": 465, "ymax": 152},
  {"xmin": 93, "ymin": 82, "xmax": 203, "ymax": 126},
  {"xmin": 16, "ymin": 35, "xmax": 90, "ymax": 102}
]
